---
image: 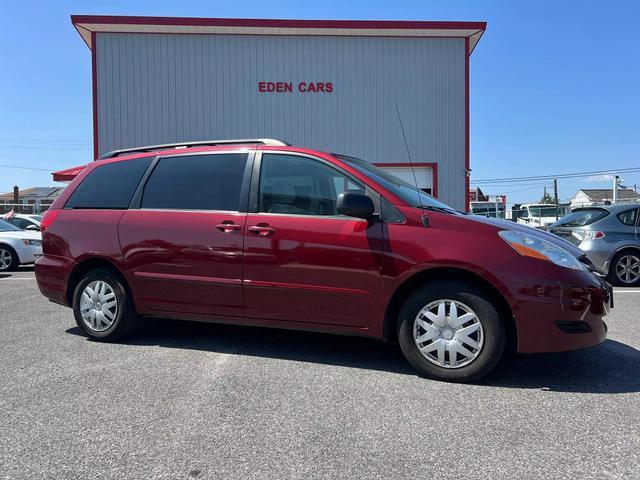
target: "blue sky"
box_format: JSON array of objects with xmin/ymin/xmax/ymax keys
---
[{"xmin": 1, "ymin": 0, "xmax": 638, "ymax": 205}]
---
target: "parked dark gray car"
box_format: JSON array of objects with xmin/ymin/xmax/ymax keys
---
[{"xmin": 549, "ymin": 203, "xmax": 640, "ymax": 286}]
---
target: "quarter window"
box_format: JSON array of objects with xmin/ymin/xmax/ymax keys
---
[
  {"xmin": 141, "ymin": 154, "xmax": 247, "ymax": 211},
  {"xmin": 65, "ymin": 157, "xmax": 152, "ymax": 209},
  {"xmin": 617, "ymin": 208, "xmax": 639, "ymax": 226},
  {"xmin": 258, "ymin": 154, "xmax": 367, "ymax": 216}
]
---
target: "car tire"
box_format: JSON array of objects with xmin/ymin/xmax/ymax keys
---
[
  {"xmin": 72, "ymin": 268, "xmax": 138, "ymax": 341},
  {"xmin": 0, "ymin": 245, "xmax": 19, "ymax": 272},
  {"xmin": 607, "ymin": 250, "xmax": 640, "ymax": 287},
  {"xmin": 397, "ymin": 281, "xmax": 506, "ymax": 383}
]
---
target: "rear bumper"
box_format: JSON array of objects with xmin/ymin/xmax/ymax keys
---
[
  {"xmin": 34, "ymin": 254, "xmax": 73, "ymax": 307},
  {"xmin": 495, "ymin": 263, "xmax": 610, "ymax": 354},
  {"xmin": 581, "ymin": 245, "xmax": 611, "ymax": 275}
]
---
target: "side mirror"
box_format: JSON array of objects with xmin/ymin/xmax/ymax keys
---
[
  {"xmin": 336, "ymin": 192, "xmax": 375, "ymax": 220},
  {"xmin": 26, "ymin": 225, "xmax": 40, "ymax": 231}
]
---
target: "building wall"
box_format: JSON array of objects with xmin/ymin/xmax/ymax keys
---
[
  {"xmin": 95, "ymin": 33, "xmax": 467, "ymax": 208},
  {"xmin": 570, "ymin": 191, "xmax": 593, "ymax": 209}
]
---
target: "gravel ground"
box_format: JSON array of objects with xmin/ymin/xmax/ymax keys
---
[{"xmin": 1, "ymin": 268, "xmax": 639, "ymax": 479}]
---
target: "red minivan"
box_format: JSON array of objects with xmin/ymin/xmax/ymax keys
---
[{"xmin": 36, "ymin": 139, "xmax": 612, "ymax": 382}]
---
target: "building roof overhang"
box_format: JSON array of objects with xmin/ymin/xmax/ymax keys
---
[
  {"xmin": 52, "ymin": 165, "xmax": 87, "ymax": 182},
  {"xmin": 71, "ymin": 15, "xmax": 486, "ymax": 54}
]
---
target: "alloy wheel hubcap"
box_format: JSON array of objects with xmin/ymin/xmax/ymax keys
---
[
  {"xmin": 0, "ymin": 249, "xmax": 11, "ymax": 270},
  {"xmin": 414, "ymin": 299, "xmax": 484, "ymax": 369},
  {"xmin": 616, "ymin": 254, "xmax": 640, "ymax": 284},
  {"xmin": 80, "ymin": 280, "xmax": 118, "ymax": 332}
]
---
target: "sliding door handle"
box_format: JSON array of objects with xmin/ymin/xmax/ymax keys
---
[{"xmin": 248, "ymin": 224, "xmax": 276, "ymax": 236}]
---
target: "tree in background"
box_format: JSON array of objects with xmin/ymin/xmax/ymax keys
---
[{"xmin": 540, "ymin": 187, "xmax": 554, "ymax": 204}]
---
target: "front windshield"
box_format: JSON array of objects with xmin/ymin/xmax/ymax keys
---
[
  {"xmin": 529, "ymin": 206, "xmax": 558, "ymax": 217},
  {"xmin": 31, "ymin": 215, "xmax": 43, "ymax": 222},
  {"xmin": 336, "ymin": 154, "xmax": 455, "ymax": 212},
  {"xmin": 0, "ymin": 219, "xmax": 21, "ymax": 232}
]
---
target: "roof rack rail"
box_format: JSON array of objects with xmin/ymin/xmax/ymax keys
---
[{"xmin": 97, "ymin": 138, "xmax": 290, "ymax": 160}]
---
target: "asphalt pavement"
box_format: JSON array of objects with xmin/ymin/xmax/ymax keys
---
[{"xmin": 1, "ymin": 268, "xmax": 639, "ymax": 479}]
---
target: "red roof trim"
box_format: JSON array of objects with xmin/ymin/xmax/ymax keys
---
[
  {"xmin": 71, "ymin": 15, "xmax": 487, "ymax": 31},
  {"xmin": 91, "ymin": 32, "xmax": 99, "ymax": 160},
  {"xmin": 52, "ymin": 165, "xmax": 87, "ymax": 182}
]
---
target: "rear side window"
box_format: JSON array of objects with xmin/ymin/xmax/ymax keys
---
[
  {"xmin": 617, "ymin": 208, "xmax": 639, "ymax": 226},
  {"xmin": 65, "ymin": 157, "xmax": 152, "ymax": 209},
  {"xmin": 141, "ymin": 154, "xmax": 247, "ymax": 211},
  {"xmin": 556, "ymin": 209, "xmax": 609, "ymax": 227}
]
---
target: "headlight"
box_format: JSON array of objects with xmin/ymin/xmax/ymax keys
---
[
  {"xmin": 22, "ymin": 239, "xmax": 42, "ymax": 247},
  {"xmin": 498, "ymin": 230, "xmax": 585, "ymax": 270}
]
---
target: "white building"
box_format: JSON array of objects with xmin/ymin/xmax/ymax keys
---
[{"xmin": 570, "ymin": 189, "xmax": 640, "ymax": 209}]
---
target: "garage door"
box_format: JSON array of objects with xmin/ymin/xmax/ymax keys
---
[{"xmin": 373, "ymin": 163, "xmax": 436, "ymax": 197}]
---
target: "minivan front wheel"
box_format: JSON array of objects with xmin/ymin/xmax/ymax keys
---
[
  {"xmin": 398, "ymin": 281, "xmax": 505, "ymax": 382},
  {"xmin": 72, "ymin": 268, "xmax": 138, "ymax": 341}
]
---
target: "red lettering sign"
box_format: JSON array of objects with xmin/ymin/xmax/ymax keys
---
[{"xmin": 258, "ymin": 82, "xmax": 333, "ymax": 93}]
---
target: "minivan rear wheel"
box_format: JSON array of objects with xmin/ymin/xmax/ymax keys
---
[
  {"xmin": 72, "ymin": 268, "xmax": 138, "ymax": 341},
  {"xmin": 397, "ymin": 281, "xmax": 505, "ymax": 382}
]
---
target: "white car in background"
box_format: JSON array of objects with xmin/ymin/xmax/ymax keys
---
[
  {"xmin": 516, "ymin": 203, "xmax": 561, "ymax": 229},
  {"xmin": 3, "ymin": 213, "xmax": 42, "ymax": 231},
  {"xmin": 0, "ymin": 219, "xmax": 42, "ymax": 271}
]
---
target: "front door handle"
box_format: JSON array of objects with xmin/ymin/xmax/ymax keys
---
[
  {"xmin": 248, "ymin": 224, "xmax": 276, "ymax": 236},
  {"xmin": 216, "ymin": 222, "xmax": 242, "ymax": 233}
]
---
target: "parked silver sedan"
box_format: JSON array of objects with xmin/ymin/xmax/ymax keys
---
[
  {"xmin": 549, "ymin": 203, "xmax": 640, "ymax": 286},
  {"xmin": 0, "ymin": 220, "xmax": 42, "ymax": 271}
]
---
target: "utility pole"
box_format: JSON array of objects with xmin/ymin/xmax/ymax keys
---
[
  {"xmin": 553, "ymin": 178, "xmax": 559, "ymax": 221},
  {"xmin": 613, "ymin": 175, "xmax": 619, "ymax": 204}
]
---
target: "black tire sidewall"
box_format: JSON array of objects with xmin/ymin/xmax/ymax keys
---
[
  {"xmin": 72, "ymin": 268, "xmax": 136, "ymax": 341},
  {"xmin": 398, "ymin": 281, "xmax": 506, "ymax": 382},
  {"xmin": 0, "ymin": 245, "xmax": 19, "ymax": 272},
  {"xmin": 608, "ymin": 250, "xmax": 640, "ymax": 287}
]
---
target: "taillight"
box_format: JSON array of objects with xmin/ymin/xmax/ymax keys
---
[
  {"xmin": 584, "ymin": 231, "xmax": 606, "ymax": 241},
  {"xmin": 40, "ymin": 209, "xmax": 60, "ymax": 232}
]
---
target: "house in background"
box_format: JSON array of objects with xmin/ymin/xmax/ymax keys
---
[
  {"xmin": 570, "ymin": 188, "xmax": 640, "ymax": 209},
  {"xmin": 0, "ymin": 186, "xmax": 66, "ymax": 214}
]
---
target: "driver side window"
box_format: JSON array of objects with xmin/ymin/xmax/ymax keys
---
[{"xmin": 258, "ymin": 154, "xmax": 367, "ymax": 216}]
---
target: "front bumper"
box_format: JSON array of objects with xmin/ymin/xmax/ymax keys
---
[
  {"xmin": 494, "ymin": 261, "xmax": 610, "ymax": 354},
  {"xmin": 15, "ymin": 244, "xmax": 43, "ymax": 265}
]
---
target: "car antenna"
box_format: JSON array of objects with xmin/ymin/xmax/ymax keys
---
[{"xmin": 395, "ymin": 102, "xmax": 428, "ymax": 226}]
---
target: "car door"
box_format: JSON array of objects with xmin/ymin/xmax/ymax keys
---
[
  {"xmin": 243, "ymin": 152, "xmax": 384, "ymax": 328},
  {"xmin": 119, "ymin": 150, "xmax": 253, "ymax": 317}
]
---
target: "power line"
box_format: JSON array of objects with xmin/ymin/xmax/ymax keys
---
[
  {"xmin": 0, "ymin": 144, "xmax": 89, "ymax": 151},
  {"xmin": 0, "ymin": 137, "xmax": 90, "ymax": 145},
  {"xmin": 0, "ymin": 164, "xmax": 55, "ymax": 172},
  {"xmin": 472, "ymin": 166, "xmax": 640, "ymax": 184}
]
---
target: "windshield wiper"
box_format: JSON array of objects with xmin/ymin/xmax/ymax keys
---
[{"xmin": 418, "ymin": 205, "xmax": 457, "ymax": 215}]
